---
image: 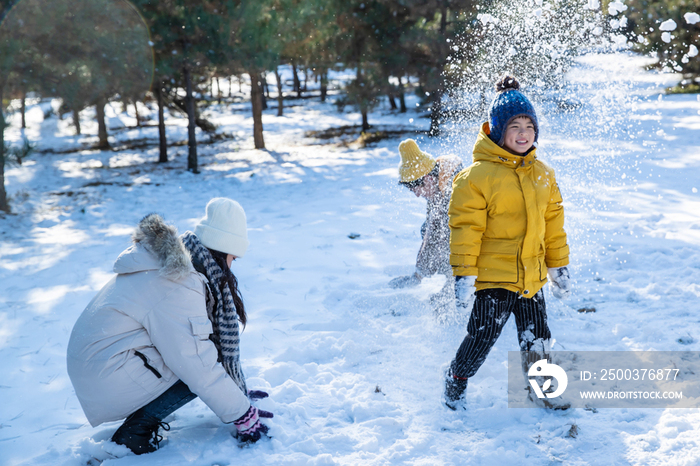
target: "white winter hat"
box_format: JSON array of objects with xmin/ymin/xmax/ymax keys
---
[{"xmin": 194, "ymin": 198, "xmax": 249, "ymax": 258}]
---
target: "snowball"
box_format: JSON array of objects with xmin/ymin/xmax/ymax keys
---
[
  {"xmin": 592, "ymin": 26, "xmax": 603, "ymax": 35},
  {"xmin": 659, "ymin": 19, "xmax": 677, "ymax": 31},
  {"xmin": 612, "ymin": 34, "xmax": 629, "ymax": 47},
  {"xmin": 587, "ymin": 0, "xmax": 600, "ymax": 10},
  {"xmin": 608, "ymin": 1, "xmax": 627, "ymax": 15},
  {"xmin": 620, "ymin": 16, "xmax": 628, "ymax": 27},
  {"xmin": 610, "ymin": 19, "xmax": 620, "ymax": 29},
  {"xmin": 684, "ymin": 12, "xmax": 700, "ymax": 24},
  {"xmin": 661, "ymin": 32, "xmax": 672, "ymax": 43},
  {"xmin": 534, "ymin": 8, "xmax": 543, "ymax": 17},
  {"xmin": 478, "ymin": 13, "xmax": 498, "ymax": 25},
  {"xmin": 688, "ymin": 44, "xmax": 699, "ymax": 57},
  {"xmin": 508, "ymin": 46, "xmax": 517, "ymax": 56}
]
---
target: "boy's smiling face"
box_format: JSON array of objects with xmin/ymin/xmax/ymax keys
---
[{"xmin": 502, "ymin": 116, "xmax": 536, "ymax": 155}]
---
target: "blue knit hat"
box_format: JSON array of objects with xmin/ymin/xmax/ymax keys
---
[{"xmin": 488, "ymin": 76, "xmax": 538, "ymax": 146}]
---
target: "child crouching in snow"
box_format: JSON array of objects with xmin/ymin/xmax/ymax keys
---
[
  {"xmin": 444, "ymin": 76, "xmax": 571, "ymax": 410},
  {"xmin": 390, "ymin": 139, "xmax": 464, "ymax": 317},
  {"xmin": 67, "ymin": 198, "xmax": 272, "ymax": 454}
]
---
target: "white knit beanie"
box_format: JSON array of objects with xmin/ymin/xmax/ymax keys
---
[{"xmin": 194, "ymin": 198, "xmax": 249, "ymax": 257}]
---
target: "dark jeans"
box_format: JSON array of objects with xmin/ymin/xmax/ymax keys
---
[
  {"xmin": 450, "ymin": 288, "xmax": 551, "ymax": 379},
  {"xmin": 127, "ymin": 380, "xmax": 197, "ymax": 422}
]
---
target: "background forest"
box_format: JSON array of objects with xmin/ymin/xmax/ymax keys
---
[{"xmin": 0, "ymin": 0, "xmax": 698, "ymax": 215}]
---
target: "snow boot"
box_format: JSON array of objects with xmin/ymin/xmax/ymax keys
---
[
  {"xmin": 526, "ymin": 385, "xmax": 571, "ymax": 410},
  {"xmin": 444, "ymin": 371, "xmax": 468, "ymax": 411},
  {"xmin": 111, "ymin": 412, "xmax": 170, "ymax": 455}
]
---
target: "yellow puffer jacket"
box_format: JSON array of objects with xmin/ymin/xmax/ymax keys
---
[{"xmin": 448, "ymin": 123, "xmax": 569, "ymax": 298}]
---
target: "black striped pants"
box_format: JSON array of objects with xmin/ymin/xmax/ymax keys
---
[{"xmin": 450, "ymin": 287, "xmax": 551, "ymax": 379}]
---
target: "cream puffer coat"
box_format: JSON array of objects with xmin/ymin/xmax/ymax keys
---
[
  {"xmin": 448, "ymin": 123, "xmax": 569, "ymax": 297},
  {"xmin": 66, "ymin": 216, "xmax": 250, "ymax": 427}
]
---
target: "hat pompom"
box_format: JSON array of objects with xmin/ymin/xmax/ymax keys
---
[{"xmin": 495, "ymin": 75, "xmax": 520, "ymax": 93}]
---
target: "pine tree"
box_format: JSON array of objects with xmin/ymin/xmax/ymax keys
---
[
  {"xmin": 333, "ymin": 0, "xmax": 388, "ymax": 131},
  {"xmin": 227, "ymin": 0, "xmax": 282, "ymax": 150},
  {"xmin": 0, "ymin": 82, "xmax": 8, "ymax": 213},
  {"xmin": 401, "ymin": 0, "xmax": 478, "ymax": 136},
  {"xmin": 366, "ymin": 1, "xmax": 413, "ymax": 113},
  {"xmin": 133, "ymin": 0, "xmax": 230, "ymax": 171},
  {"xmin": 2, "ymin": 0, "xmax": 153, "ymax": 151},
  {"xmin": 625, "ymin": 0, "xmax": 700, "ymax": 85},
  {"xmin": 0, "ymin": 0, "xmax": 40, "ymax": 212}
]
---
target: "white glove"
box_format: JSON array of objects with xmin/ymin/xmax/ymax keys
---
[
  {"xmin": 389, "ymin": 272, "xmax": 421, "ymax": 289},
  {"xmin": 548, "ymin": 266, "xmax": 571, "ymax": 299},
  {"xmin": 454, "ymin": 276, "xmax": 477, "ymax": 310}
]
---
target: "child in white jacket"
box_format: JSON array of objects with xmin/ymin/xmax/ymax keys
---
[{"xmin": 67, "ymin": 198, "xmax": 271, "ymax": 454}]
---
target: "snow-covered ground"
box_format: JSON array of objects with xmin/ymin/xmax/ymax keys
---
[{"xmin": 1, "ymin": 53, "xmax": 700, "ymax": 466}]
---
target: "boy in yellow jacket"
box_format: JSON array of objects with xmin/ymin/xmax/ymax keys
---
[{"xmin": 444, "ymin": 76, "xmax": 571, "ymax": 410}]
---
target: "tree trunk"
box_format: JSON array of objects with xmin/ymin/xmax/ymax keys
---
[
  {"xmin": 228, "ymin": 76, "xmax": 233, "ymax": 98},
  {"xmin": 398, "ymin": 76, "xmax": 407, "ymax": 113},
  {"xmin": 303, "ymin": 68, "xmax": 308, "ymax": 92},
  {"xmin": 238, "ymin": 75, "xmax": 242, "ymax": 93},
  {"xmin": 275, "ymin": 67, "xmax": 284, "ymax": 117},
  {"xmin": 320, "ymin": 68, "xmax": 328, "ymax": 102},
  {"xmin": 216, "ymin": 76, "xmax": 222, "ymax": 104},
  {"xmin": 0, "ymin": 85, "xmax": 10, "ymax": 213},
  {"xmin": 357, "ymin": 66, "xmax": 370, "ymax": 131},
  {"xmin": 20, "ymin": 90, "xmax": 26, "ymax": 129},
  {"xmin": 249, "ymin": 70, "xmax": 265, "ymax": 149},
  {"xmin": 292, "ymin": 63, "xmax": 301, "ymax": 98},
  {"xmin": 440, "ymin": 3, "xmax": 448, "ymax": 35},
  {"xmin": 388, "ymin": 91, "xmax": 397, "ymax": 110},
  {"xmin": 264, "ymin": 72, "xmax": 270, "ymax": 99},
  {"xmin": 261, "ymin": 72, "xmax": 268, "ymax": 111},
  {"xmin": 134, "ymin": 101, "xmax": 141, "ymax": 127},
  {"xmin": 184, "ymin": 66, "xmax": 199, "ymax": 173},
  {"xmin": 429, "ymin": 3, "xmax": 448, "ymax": 137},
  {"xmin": 361, "ymin": 111, "xmax": 370, "ymax": 132},
  {"xmin": 95, "ymin": 99, "xmax": 110, "ymax": 149},
  {"xmin": 73, "ymin": 108, "xmax": 81, "ymax": 135},
  {"xmin": 428, "ymin": 91, "xmax": 443, "ymax": 137},
  {"xmin": 156, "ymin": 83, "xmax": 167, "ymax": 163}
]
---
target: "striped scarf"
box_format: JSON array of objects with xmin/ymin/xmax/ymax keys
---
[{"xmin": 181, "ymin": 231, "xmax": 247, "ymax": 395}]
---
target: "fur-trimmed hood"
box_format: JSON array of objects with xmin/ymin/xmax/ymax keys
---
[{"xmin": 113, "ymin": 214, "xmax": 192, "ymax": 280}]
